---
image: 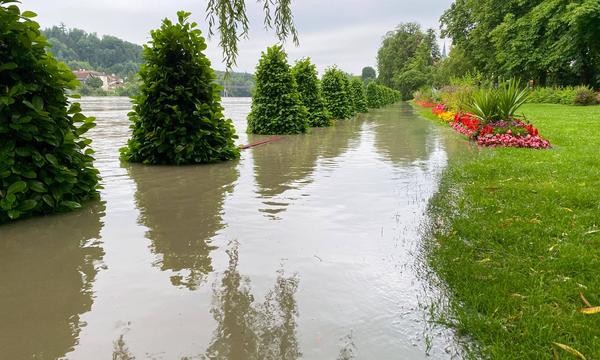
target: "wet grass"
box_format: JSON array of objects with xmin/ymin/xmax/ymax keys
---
[{"xmin": 415, "ymin": 103, "xmax": 600, "ymax": 358}]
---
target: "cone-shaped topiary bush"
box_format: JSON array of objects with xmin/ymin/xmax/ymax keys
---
[
  {"xmin": 321, "ymin": 67, "xmax": 353, "ymax": 120},
  {"xmin": 291, "ymin": 58, "xmax": 332, "ymax": 128},
  {"xmin": 350, "ymin": 78, "xmax": 368, "ymax": 113},
  {"xmin": 366, "ymin": 81, "xmax": 382, "ymax": 109},
  {"xmin": 0, "ymin": 3, "xmax": 100, "ymax": 224},
  {"xmin": 341, "ymin": 74, "xmax": 356, "ymax": 118},
  {"xmin": 121, "ymin": 11, "xmax": 239, "ymax": 165},
  {"xmin": 247, "ymin": 45, "xmax": 307, "ymax": 134}
]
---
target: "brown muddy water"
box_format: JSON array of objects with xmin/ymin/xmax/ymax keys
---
[{"xmin": 0, "ymin": 97, "xmax": 468, "ymax": 359}]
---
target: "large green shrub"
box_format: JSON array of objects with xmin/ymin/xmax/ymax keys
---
[
  {"xmin": 574, "ymin": 86, "xmax": 598, "ymax": 106},
  {"xmin": 247, "ymin": 45, "xmax": 307, "ymax": 134},
  {"xmin": 366, "ymin": 81, "xmax": 382, "ymax": 108},
  {"xmin": 350, "ymin": 78, "xmax": 368, "ymax": 113},
  {"xmin": 291, "ymin": 58, "xmax": 332, "ymax": 127},
  {"xmin": 467, "ymin": 79, "xmax": 529, "ymax": 123},
  {"xmin": 341, "ymin": 75, "xmax": 356, "ymax": 118},
  {"xmin": 0, "ymin": 2, "xmax": 100, "ymax": 224},
  {"xmin": 321, "ymin": 67, "xmax": 353, "ymax": 120},
  {"xmin": 121, "ymin": 11, "xmax": 239, "ymax": 165}
]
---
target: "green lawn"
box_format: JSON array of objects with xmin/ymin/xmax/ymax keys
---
[{"xmin": 416, "ymin": 103, "xmax": 600, "ymax": 359}]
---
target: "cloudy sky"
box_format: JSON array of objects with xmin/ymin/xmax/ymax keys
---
[{"xmin": 20, "ymin": 0, "xmax": 453, "ymax": 74}]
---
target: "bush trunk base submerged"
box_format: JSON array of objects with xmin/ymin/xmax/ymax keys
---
[
  {"xmin": 423, "ymin": 104, "xmax": 600, "ymax": 359},
  {"xmin": 247, "ymin": 45, "xmax": 308, "ymax": 135},
  {"xmin": 120, "ymin": 11, "xmax": 239, "ymax": 165},
  {"xmin": 0, "ymin": 2, "xmax": 100, "ymax": 224}
]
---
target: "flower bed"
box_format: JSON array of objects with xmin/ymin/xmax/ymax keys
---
[{"xmin": 426, "ymin": 103, "xmax": 551, "ymax": 149}]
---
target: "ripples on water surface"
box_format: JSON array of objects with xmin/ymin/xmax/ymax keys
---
[{"xmin": 0, "ymin": 97, "xmax": 468, "ymax": 359}]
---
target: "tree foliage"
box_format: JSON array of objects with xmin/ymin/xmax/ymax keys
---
[
  {"xmin": 366, "ymin": 81, "xmax": 401, "ymax": 109},
  {"xmin": 43, "ymin": 25, "xmax": 142, "ymax": 78},
  {"xmin": 247, "ymin": 45, "xmax": 307, "ymax": 134},
  {"xmin": 0, "ymin": 1, "xmax": 100, "ymax": 223},
  {"xmin": 206, "ymin": 0, "xmax": 299, "ymax": 69},
  {"xmin": 350, "ymin": 78, "xmax": 368, "ymax": 113},
  {"xmin": 121, "ymin": 11, "xmax": 239, "ymax": 165},
  {"xmin": 291, "ymin": 58, "xmax": 332, "ymax": 127},
  {"xmin": 377, "ymin": 23, "xmax": 440, "ymax": 99},
  {"xmin": 361, "ymin": 66, "xmax": 376, "ymax": 82},
  {"xmin": 441, "ymin": 0, "xmax": 600, "ymax": 87},
  {"xmin": 321, "ymin": 67, "xmax": 354, "ymax": 120}
]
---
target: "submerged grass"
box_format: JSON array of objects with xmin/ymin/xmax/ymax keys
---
[{"xmin": 416, "ymin": 103, "xmax": 600, "ymax": 358}]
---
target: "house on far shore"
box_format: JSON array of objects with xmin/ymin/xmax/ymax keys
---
[{"xmin": 73, "ymin": 69, "xmax": 124, "ymax": 91}]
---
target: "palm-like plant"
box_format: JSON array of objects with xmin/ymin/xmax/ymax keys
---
[
  {"xmin": 468, "ymin": 78, "xmax": 529, "ymax": 124},
  {"xmin": 496, "ymin": 79, "xmax": 529, "ymax": 120}
]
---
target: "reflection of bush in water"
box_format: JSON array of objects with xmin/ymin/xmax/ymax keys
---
[
  {"xmin": 0, "ymin": 202, "xmax": 105, "ymax": 359},
  {"xmin": 203, "ymin": 243, "xmax": 301, "ymax": 360},
  {"xmin": 370, "ymin": 106, "xmax": 434, "ymax": 165},
  {"xmin": 128, "ymin": 162, "xmax": 239, "ymax": 290},
  {"xmin": 251, "ymin": 118, "xmax": 364, "ymax": 199}
]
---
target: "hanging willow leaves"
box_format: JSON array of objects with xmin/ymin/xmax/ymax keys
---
[{"xmin": 206, "ymin": 0, "xmax": 299, "ymax": 69}]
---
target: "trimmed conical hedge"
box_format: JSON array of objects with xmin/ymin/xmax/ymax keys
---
[
  {"xmin": 0, "ymin": 3, "xmax": 100, "ymax": 223},
  {"xmin": 291, "ymin": 58, "xmax": 332, "ymax": 127},
  {"xmin": 121, "ymin": 11, "xmax": 239, "ymax": 165},
  {"xmin": 247, "ymin": 46, "xmax": 308, "ymax": 134},
  {"xmin": 350, "ymin": 77, "xmax": 368, "ymax": 113},
  {"xmin": 321, "ymin": 67, "xmax": 353, "ymax": 120}
]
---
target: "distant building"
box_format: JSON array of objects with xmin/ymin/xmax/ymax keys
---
[{"xmin": 73, "ymin": 69, "xmax": 124, "ymax": 91}]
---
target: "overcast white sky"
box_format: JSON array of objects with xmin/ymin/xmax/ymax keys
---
[{"xmin": 20, "ymin": 0, "xmax": 453, "ymax": 74}]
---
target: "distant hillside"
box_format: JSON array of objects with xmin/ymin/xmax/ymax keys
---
[{"xmin": 43, "ymin": 25, "xmax": 254, "ymax": 96}]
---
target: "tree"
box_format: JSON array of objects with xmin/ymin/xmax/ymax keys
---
[
  {"xmin": 321, "ymin": 67, "xmax": 353, "ymax": 120},
  {"xmin": 376, "ymin": 23, "xmax": 440, "ymax": 97},
  {"xmin": 366, "ymin": 81, "xmax": 381, "ymax": 109},
  {"xmin": 350, "ymin": 78, "xmax": 368, "ymax": 113},
  {"xmin": 121, "ymin": 11, "xmax": 240, "ymax": 165},
  {"xmin": 87, "ymin": 76, "xmax": 103, "ymax": 89},
  {"xmin": 291, "ymin": 58, "xmax": 332, "ymax": 127},
  {"xmin": 247, "ymin": 45, "xmax": 307, "ymax": 134},
  {"xmin": 440, "ymin": 0, "xmax": 600, "ymax": 87},
  {"xmin": 341, "ymin": 74, "xmax": 356, "ymax": 118},
  {"xmin": 361, "ymin": 66, "xmax": 376, "ymax": 82},
  {"xmin": 0, "ymin": 2, "xmax": 100, "ymax": 223}
]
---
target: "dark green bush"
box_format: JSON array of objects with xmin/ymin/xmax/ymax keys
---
[
  {"xmin": 322, "ymin": 67, "xmax": 353, "ymax": 119},
  {"xmin": 341, "ymin": 75, "xmax": 356, "ymax": 118},
  {"xmin": 121, "ymin": 11, "xmax": 239, "ymax": 165},
  {"xmin": 527, "ymin": 86, "xmax": 599, "ymax": 106},
  {"xmin": 291, "ymin": 58, "xmax": 332, "ymax": 127},
  {"xmin": 247, "ymin": 45, "xmax": 308, "ymax": 134},
  {"xmin": 0, "ymin": 2, "xmax": 100, "ymax": 224},
  {"xmin": 350, "ymin": 77, "xmax": 368, "ymax": 113},
  {"xmin": 366, "ymin": 81, "xmax": 382, "ymax": 108}
]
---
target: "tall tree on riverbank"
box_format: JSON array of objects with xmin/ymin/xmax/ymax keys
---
[
  {"xmin": 377, "ymin": 23, "xmax": 439, "ymax": 99},
  {"xmin": 441, "ymin": 0, "xmax": 600, "ymax": 87},
  {"xmin": 0, "ymin": 2, "xmax": 100, "ymax": 224},
  {"xmin": 321, "ymin": 67, "xmax": 353, "ymax": 120},
  {"xmin": 292, "ymin": 58, "xmax": 332, "ymax": 127},
  {"xmin": 248, "ymin": 46, "xmax": 307, "ymax": 134},
  {"xmin": 121, "ymin": 11, "xmax": 239, "ymax": 165}
]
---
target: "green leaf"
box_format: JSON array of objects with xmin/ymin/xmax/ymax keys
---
[
  {"xmin": 45, "ymin": 154, "xmax": 59, "ymax": 166},
  {"xmin": 21, "ymin": 10, "xmax": 37, "ymax": 18},
  {"xmin": 29, "ymin": 181, "xmax": 47, "ymax": 193},
  {"xmin": 18, "ymin": 199, "xmax": 37, "ymax": 211},
  {"xmin": 60, "ymin": 200, "xmax": 81, "ymax": 210},
  {"xmin": 7, "ymin": 210, "xmax": 21, "ymax": 220},
  {"xmin": 42, "ymin": 194, "xmax": 54, "ymax": 207},
  {"xmin": 7, "ymin": 181, "xmax": 27, "ymax": 195},
  {"xmin": 0, "ymin": 63, "xmax": 18, "ymax": 72}
]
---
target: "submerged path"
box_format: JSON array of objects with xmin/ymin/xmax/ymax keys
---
[{"xmin": 0, "ymin": 97, "xmax": 465, "ymax": 359}]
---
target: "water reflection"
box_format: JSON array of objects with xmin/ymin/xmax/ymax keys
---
[
  {"xmin": 250, "ymin": 117, "xmax": 364, "ymax": 218},
  {"xmin": 128, "ymin": 161, "xmax": 239, "ymax": 290},
  {"xmin": 370, "ymin": 105, "xmax": 434, "ymax": 166},
  {"xmin": 203, "ymin": 243, "xmax": 300, "ymax": 360},
  {"xmin": 0, "ymin": 202, "xmax": 105, "ymax": 359}
]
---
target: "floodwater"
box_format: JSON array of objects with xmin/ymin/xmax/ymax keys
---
[{"xmin": 0, "ymin": 97, "xmax": 467, "ymax": 359}]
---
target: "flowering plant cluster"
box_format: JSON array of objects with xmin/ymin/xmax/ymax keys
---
[
  {"xmin": 432, "ymin": 104, "xmax": 456, "ymax": 122},
  {"xmin": 426, "ymin": 103, "xmax": 551, "ymax": 149},
  {"xmin": 415, "ymin": 100, "xmax": 436, "ymax": 108}
]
